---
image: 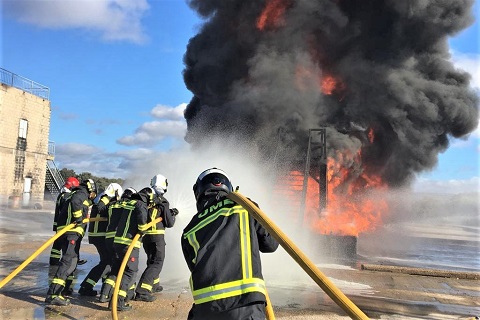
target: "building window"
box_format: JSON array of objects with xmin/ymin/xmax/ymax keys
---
[{"xmin": 19, "ymin": 119, "xmax": 28, "ymax": 138}]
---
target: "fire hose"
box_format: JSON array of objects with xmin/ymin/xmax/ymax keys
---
[
  {"xmin": 111, "ymin": 217, "xmax": 162, "ymax": 320},
  {"xmin": 0, "ymin": 217, "xmax": 107, "ymax": 289},
  {"xmin": 227, "ymin": 191, "xmax": 370, "ymax": 320}
]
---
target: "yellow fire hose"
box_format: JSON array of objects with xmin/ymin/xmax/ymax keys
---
[
  {"xmin": 227, "ymin": 191, "xmax": 369, "ymax": 320},
  {"xmin": 265, "ymin": 286, "xmax": 275, "ymax": 319},
  {"xmin": 0, "ymin": 217, "xmax": 107, "ymax": 289},
  {"xmin": 111, "ymin": 217, "xmax": 162, "ymax": 320}
]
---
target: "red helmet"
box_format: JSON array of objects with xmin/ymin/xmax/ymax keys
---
[{"xmin": 64, "ymin": 177, "xmax": 80, "ymax": 189}]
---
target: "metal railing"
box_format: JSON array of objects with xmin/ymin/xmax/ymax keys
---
[
  {"xmin": 0, "ymin": 68, "xmax": 50, "ymax": 100},
  {"xmin": 46, "ymin": 160, "xmax": 64, "ymax": 200}
]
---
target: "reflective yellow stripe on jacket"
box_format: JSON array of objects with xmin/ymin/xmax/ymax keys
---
[
  {"xmin": 57, "ymin": 199, "xmax": 89, "ymax": 236},
  {"xmin": 185, "ymin": 206, "xmax": 265, "ymax": 304},
  {"xmin": 191, "ymin": 277, "xmax": 266, "ymax": 304},
  {"xmin": 144, "ymin": 207, "xmax": 165, "ymax": 235},
  {"xmin": 114, "ymin": 201, "xmax": 142, "ymax": 248}
]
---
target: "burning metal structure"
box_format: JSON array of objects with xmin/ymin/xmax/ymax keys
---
[{"xmin": 182, "ymin": 0, "xmax": 478, "ymax": 255}]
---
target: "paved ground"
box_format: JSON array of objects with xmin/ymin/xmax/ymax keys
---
[{"xmin": 0, "ymin": 205, "xmax": 479, "ymax": 320}]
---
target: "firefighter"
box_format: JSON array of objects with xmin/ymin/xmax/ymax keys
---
[
  {"xmin": 181, "ymin": 168, "xmax": 279, "ymax": 320},
  {"xmin": 97, "ymin": 187, "xmax": 137, "ymax": 303},
  {"xmin": 78, "ymin": 183, "xmax": 123, "ymax": 296},
  {"xmin": 134, "ymin": 174, "xmax": 179, "ymax": 302},
  {"xmin": 100, "ymin": 187, "xmax": 154, "ymax": 311},
  {"xmin": 45, "ymin": 179, "xmax": 98, "ymax": 306},
  {"xmin": 50, "ymin": 176, "xmax": 79, "ymax": 266}
]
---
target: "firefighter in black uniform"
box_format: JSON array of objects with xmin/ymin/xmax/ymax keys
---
[
  {"xmin": 50, "ymin": 176, "xmax": 79, "ymax": 266},
  {"xmin": 98, "ymin": 187, "xmax": 137, "ymax": 303},
  {"xmin": 100, "ymin": 187, "xmax": 154, "ymax": 311},
  {"xmin": 134, "ymin": 174, "xmax": 179, "ymax": 302},
  {"xmin": 45, "ymin": 179, "xmax": 98, "ymax": 306},
  {"xmin": 181, "ymin": 168, "xmax": 279, "ymax": 320},
  {"xmin": 78, "ymin": 183, "xmax": 123, "ymax": 296}
]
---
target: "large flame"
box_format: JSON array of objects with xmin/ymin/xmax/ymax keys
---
[
  {"xmin": 277, "ymin": 145, "xmax": 388, "ymax": 237},
  {"xmin": 258, "ymin": 0, "xmax": 387, "ymax": 236}
]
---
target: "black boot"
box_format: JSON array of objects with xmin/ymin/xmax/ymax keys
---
[
  {"xmin": 98, "ymin": 280, "xmax": 114, "ymax": 303},
  {"xmin": 110, "ymin": 297, "xmax": 132, "ymax": 311},
  {"xmin": 79, "ymin": 286, "xmax": 98, "ymax": 296},
  {"xmin": 45, "ymin": 295, "xmax": 71, "ymax": 306},
  {"xmin": 126, "ymin": 282, "xmax": 136, "ymax": 302},
  {"xmin": 134, "ymin": 292, "xmax": 156, "ymax": 302},
  {"xmin": 153, "ymin": 285, "xmax": 163, "ymax": 293}
]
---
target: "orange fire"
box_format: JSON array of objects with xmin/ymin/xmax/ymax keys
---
[
  {"xmin": 321, "ymin": 75, "xmax": 337, "ymax": 95},
  {"xmin": 256, "ymin": 0, "xmax": 290, "ymax": 30},
  {"xmin": 277, "ymin": 149, "xmax": 388, "ymax": 237},
  {"xmin": 367, "ymin": 127, "xmax": 375, "ymax": 143},
  {"xmin": 294, "ymin": 66, "xmax": 345, "ymax": 97}
]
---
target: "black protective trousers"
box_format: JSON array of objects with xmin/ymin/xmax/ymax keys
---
[
  {"xmin": 47, "ymin": 232, "xmax": 79, "ymax": 297},
  {"xmin": 187, "ymin": 302, "xmax": 266, "ymax": 320},
  {"xmin": 136, "ymin": 234, "xmax": 166, "ymax": 295},
  {"xmin": 49, "ymin": 237, "xmax": 62, "ymax": 265},
  {"xmin": 109, "ymin": 244, "xmax": 139, "ymax": 297},
  {"xmin": 80, "ymin": 237, "xmax": 111, "ymax": 290},
  {"xmin": 50, "ymin": 235, "xmax": 82, "ymax": 265}
]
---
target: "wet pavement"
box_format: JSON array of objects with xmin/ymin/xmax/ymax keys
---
[{"xmin": 0, "ymin": 204, "xmax": 479, "ymax": 320}]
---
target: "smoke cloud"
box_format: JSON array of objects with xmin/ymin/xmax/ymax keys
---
[{"xmin": 182, "ymin": 0, "xmax": 479, "ymax": 189}]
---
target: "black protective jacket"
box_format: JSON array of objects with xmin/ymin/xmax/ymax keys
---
[
  {"xmin": 106, "ymin": 199, "xmax": 125, "ymax": 241},
  {"xmin": 181, "ymin": 195, "xmax": 278, "ymax": 313},
  {"xmin": 53, "ymin": 190, "xmax": 70, "ymax": 231},
  {"xmin": 56, "ymin": 186, "xmax": 92, "ymax": 236},
  {"xmin": 144, "ymin": 195, "xmax": 175, "ymax": 236},
  {"xmin": 113, "ymin": 193, "xmax": 149, "ymax": 248},
  {"xmin": 88, "ymin": 195, "xmax": 112, "ymax": 242}
]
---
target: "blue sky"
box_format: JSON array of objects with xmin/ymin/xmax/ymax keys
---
[{"xmin": 1, "ymin": 0, "xmax": 479, "ymax": 194}]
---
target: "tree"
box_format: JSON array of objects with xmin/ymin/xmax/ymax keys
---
[
  {"xmin": 59, "ymin": 168, "xmax": 76, "ymax": 180},
  {"xmin": 59, "ymin": 168, "xmax": 125, "ymax": 194}
]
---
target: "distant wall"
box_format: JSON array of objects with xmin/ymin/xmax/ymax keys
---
[{"xmin": 0, "ymin": 84, "xmax": 51, "ymax": 208}]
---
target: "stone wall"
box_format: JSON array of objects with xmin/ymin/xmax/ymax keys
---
[{"xmin": 0, "ymin": 83, "xmax": 51, "ymax": 207}]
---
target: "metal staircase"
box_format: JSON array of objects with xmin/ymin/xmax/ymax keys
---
[{"xmin": 45, "ymin": 160, "xmax": 64, "ymax": 200}]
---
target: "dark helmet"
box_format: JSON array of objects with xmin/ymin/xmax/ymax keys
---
[
  {"xmin": 81, "ymin": 179, "xmax": 98, "ymax": 195},
  {"xmin": 193, "ymin": 168, "xmax": 233, "ymax": 201},
  {"xmin": 64, "ymin": 177, "xmax": 79, "ymax": 189},
  {"xmin": 121, "ymin": 187, "xmax": 137, "ymax": 200},
  {"xmin": 138, "ymin": 187, "xmax": 156, "ymax": 205}
]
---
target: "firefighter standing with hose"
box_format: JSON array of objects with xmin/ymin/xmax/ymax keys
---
[
  {"xmin": 181, "ymin": 168, "xmax": 279, "ymax": 320},
  {"xmin": 100, "ymin": 187, "xmax": 156, "ymax": 311},
  {"xmin": 45, "ymin": 179, "xmax": 98, "ymax": 306},
  {"xmin": 49, "ymin": 176, "xmax": 80, "ymax": 266},
  {"xmin": 97, "ymin": 187, "xmax": 137, "ymax": 303},
  {"xmin": 134, "ymin": 174, "xmax": 179, "ymax": 302},
  {"xmin": 78, "ymin": 183, "xmax": 123, "ymax": 296}
]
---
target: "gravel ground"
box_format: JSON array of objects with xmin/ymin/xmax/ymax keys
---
[{"xmin": 1, "ymin": 206, "xmax": 479, "ymax": 320}]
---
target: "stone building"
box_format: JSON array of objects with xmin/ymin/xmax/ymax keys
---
[{"xmin": 0, "ymin": 68, "xmax": 61, "ymax": 208}]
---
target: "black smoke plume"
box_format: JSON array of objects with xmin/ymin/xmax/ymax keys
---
[{"xmin": 183, "ymin": 0, "xmax": 478, "ymax": 188}]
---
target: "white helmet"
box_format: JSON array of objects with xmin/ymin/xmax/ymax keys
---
[
  {"xmin": 193, "ymin": 168, "xmax": 233, "ymax": 201},
  {"xmin": 103, "ymin": 183, "xmax": 123, "ymax": 201},
  {"xmin": 151, "ymin": 174, "xmax": 168, "ymax": 195}
]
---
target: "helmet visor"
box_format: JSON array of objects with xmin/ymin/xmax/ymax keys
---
[{"xmin": 203, "ymin": 173, "xmax": 231, "ymax": 188}]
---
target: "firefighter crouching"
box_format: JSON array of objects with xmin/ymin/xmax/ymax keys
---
[
  {"xmin": 45, "ymin": 179, "xmax": 98, "ymax": 306},
  {"xmin": 134, "ymin": 174, "xmax": 179, "ymax": 302},
  {"xmin": 100, "ymin": 187, "xmax": 156, "ymax": 311},
  {"xmin": 181, "ymin": 168, "xmax": 279, "ymax": 320}
]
